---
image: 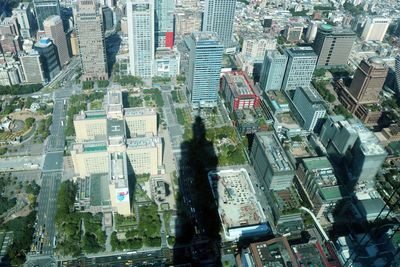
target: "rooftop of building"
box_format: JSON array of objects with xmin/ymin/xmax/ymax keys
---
[
  {"xmin": 124, "ymin": 107, "xmax": 157, "ymax": 117},
  {"xmin": 302, "ymin": 157, "xmax": 339, "ymax": 188},
  {"xmin": 107, "ymin": 90, "xmax": 123, "ymax": 106},
  {"xmin": 35, "ymin": 38, "xmax": 52, "ymax": 48},
  {"xmin": 208, "ymin": 169, "xmax": 265, "ymax": 230},
  {"xmin": 249, "ymin": 237, "xmax": 299, "ymax": 267},
  {"xmin": 266, "ymin": 90, "xmax": 289, "ymax": 105},
  {"xmin": 109, "ymin": 152, "xmax": 128, "ymax": 189},
  {"xmin": 155, "ymin": 48, "xmax": 179, "ymax": 59},
  {"xmin": 297, "ymin": 86, "xmax": 323, "ymax": 104},
  {"xmin": 285, "ymin": 46, "xmax": 317, "ymax": 58},
  {"xmin": 292, "ymin": 241, "xmax": 331, "ymax": 267},
  {"xmin": 224, "ymin": 71, "xmax": 256, "ymax": 97},
  {"xmin": 286, "ymin": 137, "xmax": 317, "ymax": 158},
  {"xmin": 351, "ymin": 122, "xmax": 387, "ymax": 156},
  {"xmin": 357, "ymin": 198, "xmax": 389, "ymax": 217},
  {"xmin": 191, "ymin": 31, "xmax": 220, "ymax": 43},
  {"xmin": 73, "ymin": 141, "xmax": 108, "ymax": 153},
  {"xmin": 75, "ymin": 110, "xmax": 107, "ymax": 120},
  {"xmin": 126, "ymin": 136, "xmax": 161, "ymax": 149},
  {"xmin": 275, "ymin": 112, "xmax": 299, "ymax": 128},
  {"xmin": 256, "ymin": 132, "xmax": 293, "ymax": 173},
  {"xmin": 89, "ymin": 173, "xmax": 111, "ymax": 206},
  {"xmin": 107, "ymin": 119, "xmax": 125, "ymax": 137},
  {"xmin": 44, "ymin": 15, "xmax": 62, "ymax": 24},
  {"xmin": 318, "ymin": 24, "xmax": 356, "ymax": 35}
]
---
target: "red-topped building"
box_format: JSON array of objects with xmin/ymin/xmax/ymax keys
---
[{"xmin": 221, "ymin": 70, "xmax": 260, "ymax": 111}]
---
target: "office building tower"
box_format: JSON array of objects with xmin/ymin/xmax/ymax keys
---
[
  {"xmin": 174, "ymin": 10, "xmax": 202, "ymax": 37},
  {"xmin": 187, "ymin": 32, "xmax": 223, "ymax": 108},
  {"xmin": 33, "ymin": 0, "xmax": 60, "ymax": 31},
  {"xmin": 155, "ymin": 0, "xmax": 174, "ymax": 48},
  {"xmin": 361, "ymin": 17, "xmax": 390, "ymax": 42},
  {"xmin": 283, "ymin": 23, "xmax": 303, "ymax": 43},
  {"xmin": 241, "ymin": 36, "xmax": 277, "ymax": 60},
  {"xmin": 69, "ymin": 30, "xmax": 79, "ymax": 56},
  {"xmin": 34, "ymin": 38, "xmax": 60, "ymax": 82},
  {"xmin": 12, "ymin": 3, "xmax": 37, "ymax": 39},
  {"xmin": 292, "ymin": 86, "xmax": 326, "ymax": 131},
  {"xmin": 349, "ymin": 57, "xmax": 388, "ymax": 104},
  {"xmin": 259, "ymin": 50, "xmax": 288, "ymax": 91},
  {"xmin": 350, "ymin": 123, "xmax": 387, "ymax": 185},
  {"xmin": 305, "ymin": 20, "xmax": 321, "ymax": 43},
  {"xmin": 313, "ymin": 24, "xmax": 356, "ymax": 67},
  {"xmin": 102, "ymin": 6, "xmax": 114, "ymax": 31},
  {"xmin": 203, "ymin": 0, "xmax": 236, "ymax": 47},
  {"xmin": 319, "ymin": 116, "xmax": 358, "ymax": 155},
  {"xmin": 76, "ymin": 0, "xmax": 108, "ymax": 81},
  {"xmin": 127, "ymin": 0, "xmax": 155, "ymax": 79},
  {"xmin": 43, "ymin": 15, "xmax": 69, "ymax": 66},
  {"xmin": 395, "ymin": 55, "xmax": 400, "ymax": 94},
  {"xmin": 250, "ymin": 132, "xmax": 294, "ymax": 191},
  {"xmin": 20, "ymin": 53, "xmax": 45, "ymax": 84},
  {"xmin": 282, "ymin": 47, "xmax": 317, "ymax": 91}
]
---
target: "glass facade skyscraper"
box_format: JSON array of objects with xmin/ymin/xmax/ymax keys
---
[
  {"xmin": 203, "ymin": 0, "xmax": 236, "ymax": 47},
  {"xmin": 127, "ymin": 0, "xmax": 154, "ymax": 79},
  {"xmin": 33, "ymin": 0, "xmax": 60, "ymax": 31},
  {"xmin": 187, "ymin": 32, "xmax": 223, "ymax": 108},
  {"xmin": 259, "ymin": 50, "xmax": 288, "ymax": 91},
  {"xmin": 154, "ymin": 0, "xmax": 174, "ymax": 49}
]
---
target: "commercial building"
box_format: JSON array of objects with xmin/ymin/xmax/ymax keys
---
[
  {"xmin": 348, "ymin": 57, "xmax": 388, "ymax": 104},
  {"xmin": 43, "ymin": 15, "xmax": 69, "ymax": 66},
  {"xmin": 0, "ymin": 33, "xmax": 21, "ymax": 54},
  {"xmin": 361, "ymin": 17, "xmax": 390, "ymax": 42},
  {"xmin": 292, "ymin": 86, "xmax": 326, "ymax": 131},
  {"xmin": 124, "ymin": 107, "xmax": 157, "ymax": 137},
  {"xmin": 250, "ymin": 132, "xmax": 294, "ymax": 191},
  {"xmin": 395, "ymin": 55, "xmax": 400, "ymax": 98},
  {"xmin": 239, "ymin": 237, "xmax": 299, "ymax": 267},
  {"xmin": 71, "ymin": 141, "xmax": 109, "ymax": 177},
  {"xmin": 173, "ymin": 10, "xmax": 202, "ymax": 37},
  {"xmin": 154, "ymin": 0, "xmax": 174, "ymax": 48},
  {"xmin": 203, "ymin": 0, "xmax": 236, "ymax": 47},
  {"xmin": 74, "ymin": 110, "xmax": 108, "ymax": 142},
  {"xmin": 313, "ymin": 24, "xmax": 356, "ymax": 68},
  {"xmin": 350, "ymin": 123, "xmax": 387, "ymax": 186},
  {"xmin": 126, "ymin": 137, "xmax": 162, "ymax": 175},
  {"xmin": 282, "ymin": 47, "xmax": 317, "ymax": 91},
  {"xmin": 108, "ymin": 152, "xmax": 131, "ymax": 215},
  {"xmin": 12, "ymin": 3, "xmax": 37, "ymax": 39},
  {"xmin": 208, "ymin": 169, "xmax": 268, "ymax": 241},
  {"xmin": 20, "ymin": 53, "xmax": 44, "ymax": 84},
  {"xmin": 102, "ymin": 6, "xmax": 114, "ymax": 31},
  {"xmin": 221, "ymin": 71, "xmax": 260, "ymax": 111},
  {"xmin": 0, "ymin": 65, "xmax": 22, "ymax": 86},
  {"xmin": 34, "ymin": 38, "xmax": 60, "ymax": 82},
  {"xmin": 241, "ymin": 36, "xmax": 277, "ymax": 61},
  {"xmin": 319, "ymin": 115, "xmax": 358, "ymax": 156},
  {"xmin": 283, "ymin": 23, "xmax": 303, "ymax": 43},
  {"xmin": 76, "ymin": 0, "xmax": 108, "ymax": 81},
  {"xmin": 305, "ymin": 20, "xmax": 322, "ymax": 43},
  {"xmin": 33, "ymin": 0, "xmax": 60, "ymax": 31},
  {"xmin": 187, "ymin": 32, "xmax": 223, "ymax": 108},
  {"xmin": 296, "ymin": 157, "xmax": 347, "ymax": 219},
  {"xmin": 127, "ymin": 0, "xmax": 155, "ymax": 79},
  {"xmin": 153, "ymin": 48, "xmax": 180, "ymax": 77},
  {"xmin": 259, "ymin": 50, "xmax": 288, "ymax": 91}
]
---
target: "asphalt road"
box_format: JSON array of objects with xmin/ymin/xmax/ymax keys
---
[{"xmin": 26, "ymin": 74, "xmax": 76, "ymax": 267}]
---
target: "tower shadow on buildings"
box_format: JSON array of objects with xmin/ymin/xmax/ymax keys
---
[{"xmin": 172, "ymin": 116, "xmax": 222, "ymax": 266}]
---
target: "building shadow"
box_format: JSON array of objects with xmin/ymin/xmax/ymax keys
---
[
  {"xmin": 106, "ymin": 32, "xmax": 122, "ymax": 77},
  {"xmin": 172, "ymin": 116, "xmax": 222, "ymax": 266}
]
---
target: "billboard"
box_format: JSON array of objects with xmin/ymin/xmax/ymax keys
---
[{"xmin": 116, "ymin": 188, "xmax": 129, "ymax": 203}]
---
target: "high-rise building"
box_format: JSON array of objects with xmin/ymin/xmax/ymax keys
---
[
  {"xmin": 34, "ymin": 38, "xmax": 61, "ymax": 82},
  {"xmin": 187, "ymin": 32, "xmax": 223, "ymax": 108},
  {"xmin": 33, "ymin": 0, "xmax": 60, "ymax": 31},
  {"xmin": 348, "ymin": 57, "xmax": 388, "ymax": 104},
  {"xmin": 361, "ymin": 17, "xmax": 390, "ymax": 42},
  {"xmin": 174, "ymin": 10, "xmax": 202, "ymax": 37},
  {"xmin": 259, "ymin": 50, "xmax": 288, "ymax": 91},
  {"xmin": 292, "ymin": 86, "xmax": 326, "ymax": 131},
  {"xmin": 43, "ymin": 15, "xmax": 69, "ymax": 66},
  {"xmin": 12, "ymin": 3, "xmax": 37, "ymax": 39},
  {"xmin": 76, "ymin": 0, "xmax": 108, "ymax": 81},
  {"xmin": 127, "ymin": 0, "xmax": 155, "ymax": 79},
  {"xmin": 203, "ymin": 0, "xmax": 236, "ymax": 47},
  {"xmin": 20, "ymin": 53, "xmax": 45, "ymax": 84},
  {"xmin": 241, "ymin": 36, "xmax": 277, "ymax": 60},
  {"xmin": 155, "ymin": 0, "xmax": 174, "ymax": 49},
  {"xmin": 281, "ymin": 47, "xmax": 317, "ymax": 91},
  {"xmin": 305, "ymin": 20, "xmax": 321, "ymax": 43},
  {"xmin": 283, "ymin": 23, "xmax": 303, "ymax": 43},
  {"xmin": 250, "ymin": 132, "xmax": 294, "ymax": 191},
  {"xmin": 313, "ymin": 24, "xmax": 356, "ymax": 67},
  {"xmin": 102, "ymin": 6, "xmax": 114, "ymax": 32},
  {"xmin": 395, "ymin": 55, "xmax": 400, "ymax": 95},
  {"xmin": 350, "ymin": 123, "xmax": 387, "ymax": 186}
]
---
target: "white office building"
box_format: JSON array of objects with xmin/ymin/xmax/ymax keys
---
[{"xmin": 361, "ymin": 17, "xmax": 390, "ymax": 42}]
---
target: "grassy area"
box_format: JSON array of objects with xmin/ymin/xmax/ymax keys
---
[
  {"xmin": 127, "ymin": 96, "xmax": 143, "ymax": 108},
  {"xmin": 176, "ymin": 108, "xmax": 191, "ymax": 126},
  {"xmin": 115, "ymin": 213, "xmax": 137, "ymax": 232},
  {"xmin": 34, "ymin": 116, "xmax": 52, "ymax": 143},
  {"xmin": 90, "ymin": 100, "xmax": 102, "ymax": 110},
  {"xmin": 171, "ymin": 90, "xmax": 185, "ymax": 103},
  {"xmin": 144, "ymin": 88, "xmax": 164, "ymax": 107},
  {"xmin": 136, "ymin": 173, "xmax": 150, "ymax": 184},
  {"xmin": 138, "ymin": 203, "xmax": 161, "ymax": 247}
]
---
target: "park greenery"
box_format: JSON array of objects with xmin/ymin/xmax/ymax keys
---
[
  {"xmin": 314, "ymin": 5, "xmax": 335, "ymax": 11},
  {"xmin": 144, "ymin": 88, "xmax": 164, "ymax": 107},
  {"xmin": 34, "ymin": 116, "xmax": 52, "ymax": 143},
  {"xmin": 343, "ymin": 2, "xmax": 364, "ymax": 16},
  {"xmin": 176, "ymin": 74, "xmax": 186, "ymax": 84},
  {"xmin": 0, "ymin": 147, "xmax": 7, "ymax": 155},
  {"xmin": 114, "ymin": 75, "xmax": 144, "ymax": 87},
  {"xmin": 24, "ymin": 117, "xmax": 35, "ymax": 130},
  {"xmin": 176, "ymin": 108, "xmax": 191, "ymax": 126},
  {"xmin": 127, "ymin": 96, "xmax": 143, "ymax": 108},
  {"xmin": 334, "ymin": 104, "xmax": 353, "ymax": 119},
  {"xmin": 55, "ymin": 181, "xmax": 106, "ymax": 256},
  {"xmin": 82, "ymin": 81, "xmax": 94, "ymax": 90},
  {"xmin": 152, "ymin": 76, "xmax": 171, "ymax": 84},
  {"xmin": 0, "ymin": 84, "xmax": 42, "ymax": 95},
  {"xmin": 97, "ymin": 80, "xmax": 110, "ymax": 88},
  {"xmin": 314, "ymin": 68, "xmax": 327, "ymax": 78},
  {"xmin": 312, "ymin": 80, "xmax": 336, "ymax": 103}
]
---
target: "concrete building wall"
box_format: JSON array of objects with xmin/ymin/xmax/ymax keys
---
[{"xmin": 361, "ymin": 17, "xmax": 390, "ymax": 42}]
